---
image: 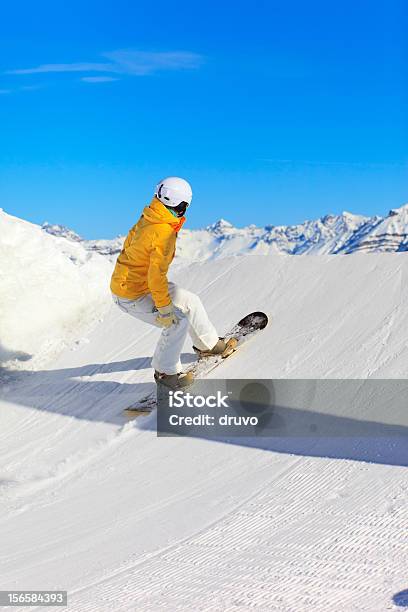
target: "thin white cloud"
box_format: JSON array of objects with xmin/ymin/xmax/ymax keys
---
[
  {"xmin": 81, "ymin": 76, "xmax": 119, "ymax": 83},
  {"xmin": 0, "ymin": 85, "xmax": 42, "ymax": 94},
  {"xmin": 20, "ymin": 84, "xmax": 42, "ymax": 91},
  {"xmin": 6, "ymin": 50, "xmax": 204, "ymax": 77},
  {"xmin": 104, "ymin": 50, "xmax": 203, "ymax": 74},
  {"xmin": 8, "ymin": 62, "xmax": 114, "ymax": 75}
]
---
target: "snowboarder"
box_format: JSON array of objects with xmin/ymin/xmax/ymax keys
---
[{"xmin": 110, "ymin": 177, "xmax": 231, "ymax": 389}]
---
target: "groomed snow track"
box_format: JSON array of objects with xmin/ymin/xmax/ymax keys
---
[{"xmin": 1, "ymin": 253, "xmax": 407, "ymax": 611}]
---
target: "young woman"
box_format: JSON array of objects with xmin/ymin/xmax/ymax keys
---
[{"xmin": 111, "ymin": 177, "xmax": 230, "ymax": 389}]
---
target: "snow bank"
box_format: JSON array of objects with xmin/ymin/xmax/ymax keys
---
[{"xmin": 0, "ymin": 210, "xmax": 112, "ymax": 368}]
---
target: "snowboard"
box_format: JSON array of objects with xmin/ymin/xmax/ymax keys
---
[{"xmin": 123, "ymin": 311, "xmax": 269, "ymax": 419}]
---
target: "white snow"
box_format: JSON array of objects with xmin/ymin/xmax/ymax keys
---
[
  {"xmin": 350, "ymin": 204, "xmax": 408, "ymax": 253},
  {"xmin": 0, "ymin": 210, "xmax": 407, "ymax": 611},
  {"xmin": 0, "ymin": 210, "xmax": 112, "ymax": 369}
]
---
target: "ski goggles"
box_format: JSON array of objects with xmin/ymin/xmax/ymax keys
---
[{"xmin": 170, "ymin": 201, "xmax": 190, "ymax": 217}]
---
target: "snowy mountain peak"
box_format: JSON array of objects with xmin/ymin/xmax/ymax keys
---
[
  {"xmin": 339, "ymin": 203, "xmax": 408, "ymax": 253},
  {"xmin": 320, "ymin": 211, "xmax": 367, "ymax": 227},
  {"xmin": 42, "ymin": 222, "xmax": 83, "ymax": 242},
  {"xmin": 387, "ymin": 202, "xmax": 408, "ymax": 217},
  {"xmin": 207, "ymin": 219, "xmax": 235, "ymax": 234}
]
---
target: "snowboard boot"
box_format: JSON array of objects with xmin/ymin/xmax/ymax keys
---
[
  {"xmin": 193, "ymin": 337, "xmax": 238, "ymax": 359},
  {"xmin": 154, "ymin": 370, "xmax": 194, "ymax": 390}
]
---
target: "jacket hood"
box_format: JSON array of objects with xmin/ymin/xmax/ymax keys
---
[{"xmin": 142, "ymin": 197, "xmax": 186, "ymax": 232}]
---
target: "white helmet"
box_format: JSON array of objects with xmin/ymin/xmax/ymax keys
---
[{"xmin": 155, "ymin": 176, "xmax": 193, "ymax": 209}]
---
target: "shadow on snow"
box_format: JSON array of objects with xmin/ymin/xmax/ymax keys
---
[{"xmin": 1, "ymin": 357, "xmax": 407, "ymax": 468}]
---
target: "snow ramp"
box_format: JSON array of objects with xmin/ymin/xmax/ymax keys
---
[{"xmin": 0, "ymin": 253, "xmax": 407, "ymax": 611}]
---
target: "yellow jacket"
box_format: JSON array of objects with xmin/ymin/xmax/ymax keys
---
[{"xmin": 110, "ymin": 197, "xmax": 185, "ymax": 307}]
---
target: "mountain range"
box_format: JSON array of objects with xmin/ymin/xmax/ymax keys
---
[{"xmin": 42, "ymin": 203, "xmax": 408, "ymax": 262}]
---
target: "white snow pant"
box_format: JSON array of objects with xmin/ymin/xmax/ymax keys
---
[{"xmin": 112, "ymin": 283, "xmax": 219, "ymax": 375}]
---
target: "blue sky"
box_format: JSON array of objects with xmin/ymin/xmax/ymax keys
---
[{"xmin": 0, "ymin": 0, "xmax": 406, "ymax": 238}]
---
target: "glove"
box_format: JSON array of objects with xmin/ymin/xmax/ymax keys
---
[{"xmin": 156, "ymin": 303, "xmax": 178, "ymax": 328}]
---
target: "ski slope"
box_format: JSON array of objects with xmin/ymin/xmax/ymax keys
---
[{"xmin": 1, "ymin": 252, "xmax": 408, "ymax": 611}]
